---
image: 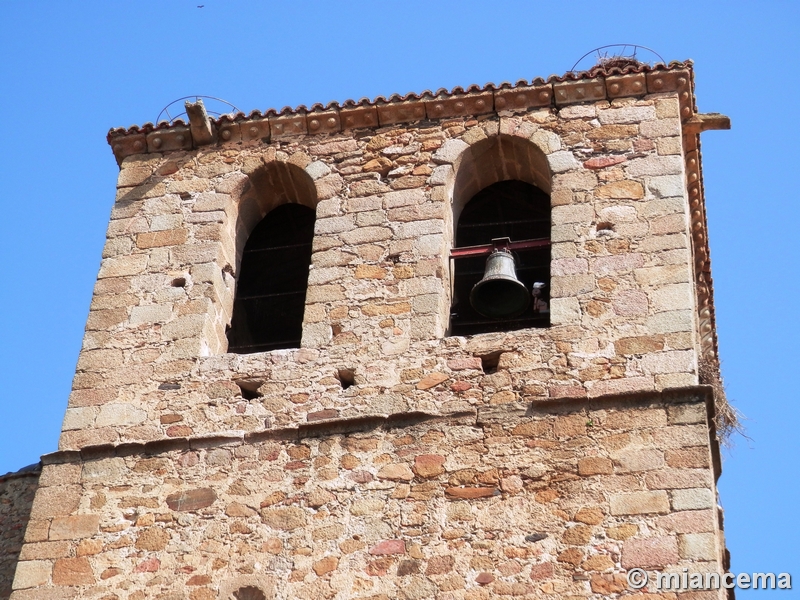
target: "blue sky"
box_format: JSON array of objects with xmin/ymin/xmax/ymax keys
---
[{"xmin": 1, "ymin": 1, "xmax": 797, "ymax": 593}]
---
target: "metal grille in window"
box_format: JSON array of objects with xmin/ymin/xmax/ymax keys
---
[
  {"xmin": 227, "ymin": 203, "xmax": 315, "ymax": 353},
  {"xmin": 450, "ymin": 180, "xmax": 550, "ymax": 336}
]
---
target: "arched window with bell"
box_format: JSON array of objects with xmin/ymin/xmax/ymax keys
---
[{"xmin": 448, "ymin": 136, "xmax": 551, "ymax": 336}]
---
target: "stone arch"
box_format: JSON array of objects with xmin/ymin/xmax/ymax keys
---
[
  {"xmin": 451, "ymin": 134, "xmax": 551, "ymax": 227},
  {"xmin": 234, "ymin": 160, "xmax": 319, "ymax": 271}
]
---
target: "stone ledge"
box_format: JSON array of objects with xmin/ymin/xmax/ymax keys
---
[
  {"xmin": 0, "ymin": 464, "xmax": 42, "ymax": 483},
  {"xmin": 41, "ymin": 385, "xmax": 719, "ymax": 477}
]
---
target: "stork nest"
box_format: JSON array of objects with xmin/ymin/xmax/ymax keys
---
[
  {"xmin": 587, "ymin": 56, "xmax": 645, "ymax": 76},
  {"xmin": 699, "ymin": 357, "xmax": 744, "ymax": 448}
]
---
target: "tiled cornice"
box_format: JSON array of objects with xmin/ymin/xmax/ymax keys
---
[{"xmin": 107, "ymin": 61, "xmax": 696, "ymax": 163}]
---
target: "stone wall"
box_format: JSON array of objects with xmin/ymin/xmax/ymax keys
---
[
  {"xmin": 0, "ymin": 468, "xmax": 40, "ymax": 599},
  {"xmin": 12, "ymin": 393, "xmax": 723, "ymax": 599},
  {"xmin": 60, "ymin": 92, "xmax": 698, "ymax": 453}
]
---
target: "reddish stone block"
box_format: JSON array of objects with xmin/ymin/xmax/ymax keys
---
[
  {"xmin": 413, "ymin": 455, "xmax": 446, "ymax": 479},
  {"xmin": 166, "ymin": 488, "xmax": 217, "ymax": 512},
  {"xmin": 562, "ymin": 525, "xmax": 593, "ymax": 545},
  {"xmin": 416, "ymin": 372, "xmax": 449, "ymax": 390},
  {"xmin": 450, "ymin": 381, "xmax": 472, "ymax": 392},
  {"xmin": 49, "ymin": 515, "xmax": 100, "ymax": 541},
  {"xmin": 101, "ymin": 567, "xmax": 121, "ymax": 580},
  {"xmin": 133, "ymin": 558, "xmax": 160, "ymax": 573},
  {"xmin": 535, "ymin": 489, "xmax": 559, "ymax": 503},
  {"xmin": 354, "ymin": 265, "xmax": 387, "ymax": 279},
  {"xmin": 557, "ymin": 548, "xmax": 583, "ymax": 566},
  {"xmin": 189, "ymin": 588, "xmax": 215, "ymax": 600},
  {"xmin": 583, "ymin": 156, "xmax": 626, "ymax": 169},
  {"xmin": 615, "ymin": 335, "xmax": 665, "ymax": 355},
  {"xmin": 494, "ymin": 582, "xmax": 537, "ymax": 596},
  {"xmin": 178, "ymin": 452, "xmax": 200, "ymax": 467},
  {"xmin": 307, "ymin": 409, "xmax": 339, "ymax": 422},
  {"xmin": 348, "ymin": 471, "xmax": 374, "ymax": 484},
  {"xmin": 369, "ymin": 540, "xmax": 405, "ymax": 555},
  {"xmin": 529, "ymin": 562, "xmax": 555, "ymax": 580},
  {"xmin": 582, "ymin": 554, "xmax": 615, "ymax": 571},
  {"xmin": 621, "ymin": 536, "xmax": 679, "ymax": 569},
  {"xmin": 590, "ymin": 574, "xmax": 627, "ymax": 594},
  {"xmin": 53, "ymin": 557, "xmax": 95, "ymax": 586},
  {"xmin": 377, "ymin": 463, "xmax": 414, "ymax": 481},
  {"xmin": 19, "ymin": 541, "xmax": 71, "ymax": 561},
  {"xmin": 135, "ymin": 229, "xmax": 188, "ymax": 249},
  {"xmin": 396, "ymin": 560, "xmax": 420, "ymax": 576},
  {"xmin": 511, "ymin": 421, "xmax": 552, "ymax": 438},
  {"xmin": 225, "ymin": 502, "xmax": 257, "ymax": 518},
  {"xmin": 261, "ymin": 506, "xmax": 307, "ymax": 531},
  {"xmin": 645, "ymin": 468, "xmax": 711, "ymax": 490},
  {"xmin": 425, "ymin": 555, "xmax": 454, "ymax": 575},
  {"xmin": 476, "ymin": 572, "xmax": 494, "ymax": 585},
  {"xmin": 30, "ymin": 486, "xmax": 82, "ymax": 519},
  {"xmin": 574, "ymin": 507, "xmax": 604, "ymax": 525},
  {"xmin": 447, "ymin": 357, "xmax": 482, "ymax": 371},
  {"xmin": 287, "ymin": 445, "xmax": 311, "ymax": 459},
  {"xmin": 166, "ymin": 425, "xmax": 193, "ymax": 437},
  {"xmin": 548, "ymin": 385, "xmax": 586, "ymax": 399},
  {"xmin": 656, "ymin": 509, "xmax": 715, "ymax": 534},
  {"xmin": 134, "ymin": 527, "xmax": 170, "ymax": 551},
  {"xmin": 665, "ymin": 447, "xmax": 710, "ymax": 468},
  {"xmin": 366, "ymin": 558, "xmax": 392, "ymax": 576},
  {"xmin": 500, "ymin": 475, "xmax": 524, "ymax": 494},
  {"xmin": 484, "ymin": 560, "xmax": 514, "ymax": 577},
  {"xmin": 313, "ymin": 556, "xmax": 339, "ymax": 576},
  {"xmin": 577, "ymin": 457, "xmax": 613, "ymax": 476},
  {"xmin": 445, "ymin": 487, "xmax": 499, "ymax": 499},
  {"xmin": 554, "ymin": 414, "xmax": 587, "ymax": 438},
  {"xmin": 610, "ymin": 491, "xmax": 670, "ymax": 515},
  {"xmin": 595, "ymin": 180, "xmax": 644, "ymax": 199}
]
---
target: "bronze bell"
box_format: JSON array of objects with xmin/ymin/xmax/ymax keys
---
[{"xmin": 470, "ymin": 249, "xmax": 530, "ymax": 319}]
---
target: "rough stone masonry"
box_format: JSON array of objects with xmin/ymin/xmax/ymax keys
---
[{"xmin": 6, "ymin": 60, "xmax": 732, "ymax": 599}]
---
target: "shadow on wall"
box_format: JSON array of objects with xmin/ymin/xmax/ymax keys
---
[{"xmin": 0, "ymin": 465, "xmax": 41, "ymax": 599}]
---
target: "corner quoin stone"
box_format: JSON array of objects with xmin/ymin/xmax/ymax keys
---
[{"xmin": 610, "ymin": 491, "xmax": 670, "ymax": 515}]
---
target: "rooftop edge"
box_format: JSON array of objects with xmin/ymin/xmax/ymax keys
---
[{"xmin": 108, "ymin": 60, "xmax": 697, "ymax": 164}]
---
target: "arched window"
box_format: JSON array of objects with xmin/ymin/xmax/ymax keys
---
[
  {"xmin": 450, "ymin": 180, "xmax": 550, "ymax": 336},
  {"xmin": 226, "ymin": 203, "xmax": 315, "ymax": 353}
]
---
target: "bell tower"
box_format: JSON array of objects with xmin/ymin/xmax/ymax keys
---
[{"xmin": 10, "ymin": 59, "xmax": 733, "ymax": 599}]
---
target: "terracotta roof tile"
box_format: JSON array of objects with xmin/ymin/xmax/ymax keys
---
[{"xmin": 107, "ymin": 60, "xmax": 695, "ymax": 140}]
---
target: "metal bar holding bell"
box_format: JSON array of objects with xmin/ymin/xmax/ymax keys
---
[{"xmin": 449, "ymin": 237, "xmax": 551, "ymax": 259}]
